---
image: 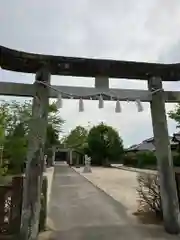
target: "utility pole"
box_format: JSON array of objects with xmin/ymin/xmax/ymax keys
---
[
  {"xmin": 20, "ymin": 66, "xmax": 50, "ymax": 240},
  {"xmin": 148, "ymin": 76, "xmax": 180, "ymax": 234}
]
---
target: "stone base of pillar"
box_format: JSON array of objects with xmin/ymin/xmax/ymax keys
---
[{"xmin": 83, "ymin": 166, "xmax": 92, "ymax": 173}]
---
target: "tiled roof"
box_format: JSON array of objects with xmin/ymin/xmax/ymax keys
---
[{"xmin": 127, "ymin": 136, "xmax": 177, "ymax": 152}]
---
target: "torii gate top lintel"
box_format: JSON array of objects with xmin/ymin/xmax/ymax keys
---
[
  {"xmin": 1, "ymin": 45, "xmax": 180, "ymax": 234},
  {"xmin": 1, "ymin": 45, "xmax": 180, "ymax": 81}
]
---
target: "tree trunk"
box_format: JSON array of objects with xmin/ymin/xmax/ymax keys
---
[{"xmin": 103, "ymin": 157, "xmax": 110, "ymax": 167}]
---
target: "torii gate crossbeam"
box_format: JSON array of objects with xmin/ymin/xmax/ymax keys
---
[
  {"xmin": 0, "ymin": 46, "xmax": 180, "ymax": 237},
  {"xmin": 0, "ymin": 81, "xmax": 180, "ymax": 103}
]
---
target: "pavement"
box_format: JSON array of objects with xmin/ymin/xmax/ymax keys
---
[
  {"xmin": 44, "ymin": 167, "xmax": 54, "ymax": 208},
  {"xmin": 111, "ymin": 164, "xmax": 157, "ymax": 175},
  {"xmin": 73, "ymin": 166, "xmax": 139, "ymax": 218},
  {"xmin": 39, "ymin": 163, "xmax": 180, "ymax": 240}
]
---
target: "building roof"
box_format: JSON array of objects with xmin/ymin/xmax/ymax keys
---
[
  {"xmin": 1, "ymin": 45, "xmax": 180, "ymax": 80},
  {"xmin": 127, "ymin": 142, "xmax": 155, "ymax": 152},
  {"xmin": 127, "ymin": 136, "xmax": 178, "ymax": 152},
  {"xmin": 173, "ymin": 132, "xmax": 180, "ymax": 142}
]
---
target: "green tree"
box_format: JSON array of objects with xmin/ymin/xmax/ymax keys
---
[
  {"xmin": 4, "ymin": 123, "xmax": 27, "ymax": 173},
  {"xmin": 64, "ymin": 126, "xmax": 88, "ymax": 153},
  {"xmin": 87, "ymin": 123, "xmax": 124, "ymax": 166},
  {"xmin": 46, "ymin": 124, "xmax": 60, "ymax": 148},
  {"xmin": 168, "ymin": 104, "xmax": 180, "ymax": 155},
  {"xmin": 168, "ymin": 104, "xmax": 180, "ymax": 128},
  {"xmin": 0, "ymin": 100, "xmax": 63, "ymax": 136},
  {"xmin": 0, "ymin": 119, "xmax": 5, "ymax": 146},
  {"xmin": 0, "ymin": 100, "xmax": 64, "ymax": 173}
]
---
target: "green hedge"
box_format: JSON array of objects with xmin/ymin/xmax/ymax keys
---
[
  {"xmin": 123, "ymin": 153, "xmax": 137, "ymax": 166},
  {"xmin": 136, "ymin": 152, "xmax": 156, "ymax": 168},
  {"xmin": 123, "ymin": 151, "xmax": 180, "ymax": 169},
  {"xmin": 174, "ymin": 155, "xmax": 180, "ymax": 167}
]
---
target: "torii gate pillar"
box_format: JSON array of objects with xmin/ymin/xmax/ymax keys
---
[
  {"xmin": 148, "ymin": 76, "xmax": 180, "ymax": 234},
  {"xmin": 95, "ymin": 76, "xmax": 109, "ymax": 88},
  {"xmin": 20, "ymin": 66, "xmax": 50, "ymax": 239}
]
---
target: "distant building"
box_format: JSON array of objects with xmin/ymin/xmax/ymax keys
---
[
  {"xmin": 173, "ymin": 131, "xmax": 180, "ymax": 143},
  {"xmin": 126, "ymin": 136, "xmax": 178, "ymax": 153}
]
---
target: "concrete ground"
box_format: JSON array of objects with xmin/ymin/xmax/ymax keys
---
[
  {"xmin": 44, "ymin": 167, "xmax": 54, "ymax": 208},
  {"xmin": 39, "ymin": 164, "xmax": 180, "ymax": 239},
  {"xmin": 111, "ymin": 164, "xmax": 158, "ymax": 174},
  {"xmin": 73, "ymin": 166, "xmax": 139, "ymax": 218}
]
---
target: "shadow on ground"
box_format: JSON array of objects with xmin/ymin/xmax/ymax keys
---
[{"xmin": 39, "ymin": 224, "xmax": 179, "ymax": 240}]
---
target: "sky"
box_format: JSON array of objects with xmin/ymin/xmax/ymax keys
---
[{"xmin": 1, "ymin": 0, "xmax": 180, "ymax": 147}]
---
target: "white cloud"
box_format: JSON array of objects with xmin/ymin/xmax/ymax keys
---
[{"xmin": 0, "ymin": 0, "xmax": 180, "ymax": 146}]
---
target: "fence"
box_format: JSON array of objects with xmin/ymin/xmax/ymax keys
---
[
  {"xmin": 0, "ymin": 177, "xmax": 23, "ymax": 236},
  {"xmin": 0, "ymin": 175, "xmax": 47, "ymax": 238}
]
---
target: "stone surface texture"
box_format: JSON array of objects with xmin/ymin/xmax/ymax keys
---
[{"xmin": 39, "ymin": 164, "xmax": 180, "ymax": 239}]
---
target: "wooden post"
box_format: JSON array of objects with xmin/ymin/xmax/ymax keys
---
[
  {"xmin": 148, "ymin": 76, "xmax": 180, "ymax": 234},
  {"xmin": 10, "ymin": 177, "xmax": 23, "ymax": 235},
  {"xmin": 51, "ymin": 146, "xmax": 56, "ymax": 166},
  {"xmin": 69, "ymin": 150, "xmax": 73, "ymax": 165},
  {"xmin": 20, "ymin": 66, "xmax": 50, "ymax": 240}
]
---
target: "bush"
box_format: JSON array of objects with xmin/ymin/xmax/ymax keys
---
[
  {"xmin": 123, "ymin": 151, "xmax": 157, "ymax": 168},
  {"xmin": 137, "ymin": 172, "xmax": 180, "ymax": 224},
  {"xmin": 136, "ymin": 152, "xmax": 157, "ymax": 168},
  {"xmin": 137, "ymin": 173, "xmax": 162, "ymax": 218},
  {"xmin": 174, "ymin": 155, "xmax": 180, "ymax": 166},
  {"xmin": 123, "ymin": 152, "xmax": 138, "ymax": 166},
  {"xmin": 0, "ymin": 166, "xmax": 8, "ymax": 176},
  {"xmin": 124, "ymin": 151, "xmax": 180, "ymax": 169}
]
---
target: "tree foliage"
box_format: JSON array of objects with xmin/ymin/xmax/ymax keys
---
[
  {"xmin": 87, "ymin": 123, "xmax": 124, "ymax": 166},
  {"xmin": 63, "ymin": 126, "xmax": 88, "ymax": 153},
  {"xmin": 0, "ymin": 100, "xmax": 64, "ymax": 174},
  {"xmin": 168, "ymin": 104, "xmax": 180, "ymax": 128}
]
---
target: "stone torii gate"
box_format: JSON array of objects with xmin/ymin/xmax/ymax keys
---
[{"xmin": 1, "ymin": 46, "xmax": 180, "ymax": 237}]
